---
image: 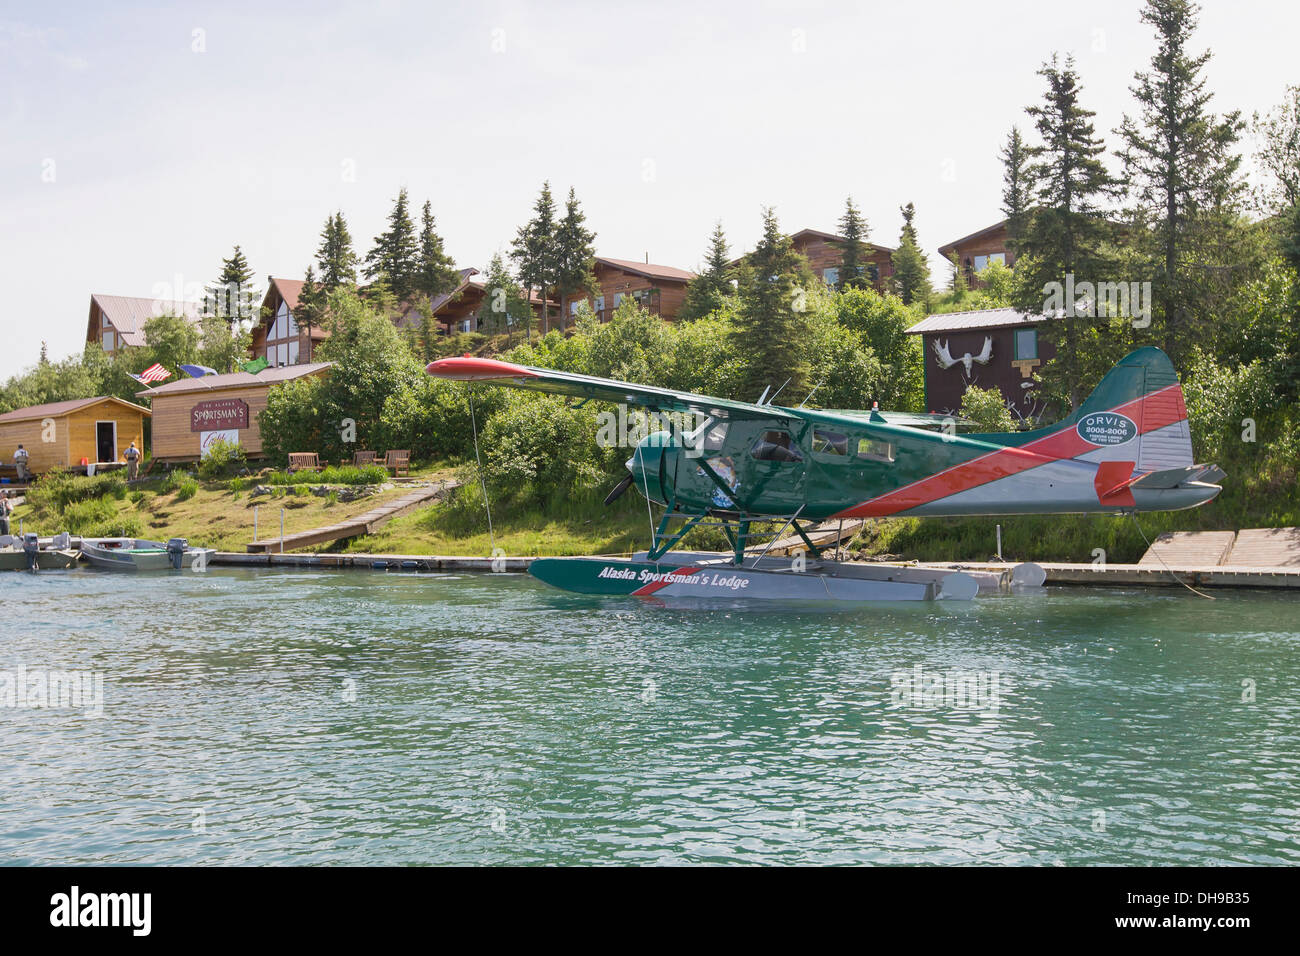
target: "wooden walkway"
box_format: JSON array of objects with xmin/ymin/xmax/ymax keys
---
[
  {"xmin": 246, "ymin": 481, "xmax": 455, "ymax": 554},
  {"xmin": 1139, "ymin": 527, "xmax": 1300, "ymax": 569}
]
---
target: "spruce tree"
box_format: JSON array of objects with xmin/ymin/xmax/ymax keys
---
[
  {"xmin": 1013, "ymin": 55, "xmax": 1117, "ymax": 409},
  {"xmin": 680, "ymin": 222, "xmax": 734, "ymax": 320},
  {"xmin": 297, "ymin": 264, "xmax": 327, "ymax": 362},
  {"xmin": 553, "ymin": 187, "xmax": 597, "ymax": 333},
  {"xmin": 204, "ymin": 245, "xmax": 259, "ymax": 328},
  {"xmin": 1117, "ymin": 0, "xmax": 1247, "ymax": 361},
  {"xmin": 1000, "ymin": 126, "xmax": 1030, "ymax": 254},
  {"xmin": 315, "ymin": 211, "xmax": 358, "ymax": 291},
  {"xmin": 510, "ymin": 182, "xmax": 558, "ymax": 340},
  {"xmin": 364, "ymin": 188, "xmax": 419, "ymax": 303},
  {"xmin": 475, "ymin": 252, "xmax": 533, "ymax": 346},
  {"xmin": 891, "ymin": 203, "xmax": 932, "ymax": 306},
  {"xmin": 836, "ymin": 197, "xmax": 869, "ymax": 289},
  {"xmin": 731, "ymin": 208, "xmax": 813, "ymax": 402},
  {"xmin": 414, "ymin": 200, "xmax": 459, "ymax": 302}
]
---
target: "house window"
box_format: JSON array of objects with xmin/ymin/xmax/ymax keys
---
[
  {"xmin": 750, "ymin": 430, "xmax": 803, "ymax": 463},
  {"xmin": 973, "ymin": 253, "xmax": 1006, "ymax": 273},
  {"xmin": 811, "ymin": 429, "xmax": 848, "ymax": 456},
  {"xmin": 594, "ymin": 295, "xmax": 605, "ymax": 313},
  {"xmin": 613, "ymin": 292, "xmax": 625, "ymax": 308},
  {"xmin": 1014, "ymin": 328, "xmax": 1038, "ymax": 360},
  {"xmin": 288, "ymin": 340, "xmax": 300, "ymax": 365},
  {"xmin": 102, "ymin": 329, "xmax": 115, "ymax": 351},
  {"xmin": 823, "ymin": 267, "xmax": 839, "ymax": 286},
  {"xmin": 857, "ymin": 438, "xmax": 895, "ymax": 463}
]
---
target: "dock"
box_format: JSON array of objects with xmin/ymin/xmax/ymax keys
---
[{"xmin": 245, "ymin": 481, "xmax": 455, "ymax": 553}]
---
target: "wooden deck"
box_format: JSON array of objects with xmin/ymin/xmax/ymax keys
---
[
  {"xmin": 1138, "ymin": 527, "xmax": 1300, "ymax": 569},
  {"xmin": 246, "ymin": 481, "xmax": 455, "ymax": 553}
]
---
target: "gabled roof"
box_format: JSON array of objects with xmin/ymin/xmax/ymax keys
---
[
  {"xmin": 134, "ymin": 362, "xmax": 333, "ymax": 397},
  {"xmin": 0, "ymin": 395, "xmax": 152, "ymax": 424},
  {"xmin": 427, "ymin": 268, "xmax": 481, "ymax": 314},
  {"xmin": 88, "ymin": 294, "xmax": 203, "ymax": 347},
  {"xmin": 262, "ymin": 277, "xmax": 305, "ymax": 316},
  {"xmin": 937, "ymin": 219, "xmax": 1010, "ymax": 257},
  {"xmin": 594, "ymin": 257, "xmax": 696, "ymax": 283},
  {"xmin": 907, "ymin": 307, "xmax": 1060, "ymax": 335},
  {"xmin": 787, "ymin": 228, "xmax": 895, "ymax": 255}
]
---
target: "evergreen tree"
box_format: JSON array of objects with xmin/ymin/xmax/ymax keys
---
[
  {"xmin": 1254, "ymin": 86, "xmax": 1300, "ymax": 275},
  {"xmin": 680, "ymin": 222, "xmax": 734, "ymax": 320},
  {"xmin": 475, "ymin": 253, "xmax": 533, "ymax": 347},
  {"xmin": 1117, "ymin": 0, "xmax": 1247, "ymax": 361},
  {"xmin": 891, "ymin": 203, "xmax": 932, "ymax": 305},
  {"xmin": 1000, "ymin": 125, "xmax": 1031, "ymax": 253},
  {"xmin": 414, "ymin": 200, "xmax": 459, "ymax": 303},
  {"xmin": 1013, "ymin": 54, "xmax": 1117, "ymax": 409},
  {"xmin": 297, "ymin": 264, "xmax": 327, "ymax": 362},
  {"xmin": 731, "ymin": 208, "xmax": 813, "ymax": 402},
  {"xmin": 364, "ymin": 188, "xmax": 420, "ymax": 303},
  {"xmin": 199, "ymin": 314, "xmax": 252, "ymax": 373},
  {"xmin": 552, "ymin": 187, "xmax": 597, "ymax": 333},
  {"xmin": 948, "ymin": 252, "xmax": 968, "ymax": 297},
  {"xmin": 315, "ymin": 211, "xmax": 358, "ymax": 291},
  {"xmin": 510, "ymin": 182, "xmax": 558, "ymax": 340},
  {"xmin": 204, "ymin": 245, "xmax": 259, "ymax": 328},
  {"xmin": 836, "ymin": 196, "xmax": 870, "ymax": 289}
]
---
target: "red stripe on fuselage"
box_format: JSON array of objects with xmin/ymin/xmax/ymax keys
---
[{"xmin": 831, "ymin": 384, "xmax": 1185, "ymax": 519}]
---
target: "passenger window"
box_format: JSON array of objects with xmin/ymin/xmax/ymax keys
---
[
  {"xmin": 857, "ymin": 438, "xmax": 895, "ymax": 463},
  {"xmin": 750, "ymin": 430, "xmax": 803, "ymax": 463},
  {"xmin": 811, "ymin": 429, "xmax": 848, "ymax": 456}
]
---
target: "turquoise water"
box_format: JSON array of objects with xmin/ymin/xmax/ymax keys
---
[{"xmin": 2, "ymin": 567, "xmax": 1298, "ymax": 865}]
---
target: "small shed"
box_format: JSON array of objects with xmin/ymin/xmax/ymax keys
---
[
  {"xmin": 907, "ymin": 308, "xmax": 1059, "ymax": 418},
  {"xmin": 137, "ymin": 362, "xmax": 331, "ymax": 462},
  {"xmin": 0, "ymin": 397, "xmax": 151, "ymax": 475}
]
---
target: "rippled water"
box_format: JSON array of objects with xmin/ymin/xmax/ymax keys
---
[{"xmin": 2, "ymin": 567, "xmax": 1298, "ymax": 865}]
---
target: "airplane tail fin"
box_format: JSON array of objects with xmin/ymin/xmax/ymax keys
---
[{"xmin": 979, "ymin": 347, "xmax": 1196, "ymax": 471}]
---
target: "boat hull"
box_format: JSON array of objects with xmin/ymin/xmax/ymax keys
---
[
  {"xmin": 0, "ymin": 548, "xmax": 80, "ymax": 571},
  {"xmin": 529, "ymin": 556, "xmax": 979, "ymax": 602},
  {"xmin": 80, "ymin": 538, "xmax": 215, "ymax": 572}
]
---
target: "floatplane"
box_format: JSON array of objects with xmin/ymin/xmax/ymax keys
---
[{"xmin": 427, "ymin": 347, "xmax": 1223, "ymax": 603}]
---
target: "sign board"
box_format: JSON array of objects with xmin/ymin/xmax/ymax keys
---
[
  {"xmin": 191, "ymin": 398, "xmax": 249, "ymax": 433},
  {"xmin": 200, "ymin": 430, "xmax": 241, "ymax": 455},
  {"xmin": 1077, "ymin": 412, "xmax": 1137, "ymax": 446}
]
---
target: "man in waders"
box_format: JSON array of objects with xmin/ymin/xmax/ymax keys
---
[
  {"xmin": 124, "ymin": 441, "xmax": 141, "ymax": 480},
  {"xmin": 0, "ymin": 490, "xmax": 10, "ymax": 536},
  {"xmin": 13, "ymin": 445, "xmax": 29, "ymax": 482}
]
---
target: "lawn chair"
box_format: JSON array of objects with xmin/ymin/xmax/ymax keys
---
[
  {"xmin": 383, "ymin": 449, "xmax": 410, "ymax": 477},
  {"xmin": 287, "ymin": 452, "xmax": 321, "ymax": 474},
  {"xmin": 353, "ymin": 450, "xmax": 377, "ymax": 467}
]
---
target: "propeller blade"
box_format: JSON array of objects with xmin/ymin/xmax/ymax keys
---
[{"xmin": 603, "ymin": 473, "xmax": 635, "ymax": 506}]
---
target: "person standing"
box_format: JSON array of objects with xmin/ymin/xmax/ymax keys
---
[
  {"xmin": 13, "ymin": 444, "xmax": 29, "ymax": 482},
  {"xmin": 124, "ymin": 440, "xmax": 141, "ymax": 481},
  {"xmin": 0, "ymin": 490, "xmax": 10, "ymax": 536}
]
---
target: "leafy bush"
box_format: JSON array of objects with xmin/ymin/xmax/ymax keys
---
[
  {"xmin": 263, "ymin": 465, "xmax": 387, "ymax": 486},
  {"xmin": 27, "ymin": 471, "xmax": 126, "ymax": 512},
  {"xmin": 173, "ymin": 477, "xmax": 198, "ymax": 501},
  {"xmin": 197, "ymin": 438, "xmax": 247, "ymax": 480},
  {"xmin": 960, "ymin": 385, "xmax": 1018, "ymax": 433}
]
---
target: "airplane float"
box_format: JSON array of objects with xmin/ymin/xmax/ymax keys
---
[{"xmin": 427, "ymin": 347, "xmax": 1223, "ymax": 603}]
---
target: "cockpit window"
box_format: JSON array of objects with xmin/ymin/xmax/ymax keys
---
[
  {"xmin": 811, "ymin": 429, "xmax": 848, "ymax": 456},
  {"xmin": 750, "ymin": 430, "xmax": 804, "ymax": 463}
]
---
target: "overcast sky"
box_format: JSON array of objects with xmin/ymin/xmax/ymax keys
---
[{"xmin": 1, "ymin": 0, "xmax": 1295, "ymax": 378}]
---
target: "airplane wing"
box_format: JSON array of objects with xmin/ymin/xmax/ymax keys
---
[{"xmin": 426, "ymin": 356, "xmax": 801, "ymax": 422}]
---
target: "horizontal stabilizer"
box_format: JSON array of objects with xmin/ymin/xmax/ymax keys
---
[{"xmin": 1130, "ymin": 464, "xmax": 1225, "ymax": 490}]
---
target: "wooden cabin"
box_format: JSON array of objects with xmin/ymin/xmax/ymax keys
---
[
  {"xmin": 787, "ymin": 229, "xmax": 895, "ymax": 291},
  {"xmin": 396, "ymin": 268, "xmax": 554, "ymax": 336},
  {"xmin": 137, "ymin": 362, "xmax": 331, "ymax": 462},
  {"xmin": 250, "ymin": 277, "xmax": 327, "ymax": 368},
  {"xmin": 0, "ymin": 397, "xmax": 150, "ymax": 475},
  {"xmin": 907, "ymin": 308, "xmax": 1058, "ymax": 419},
  {"xmin": 937, "ymin": 220, "xmax": 1015, "ymax": 290},
  {"xmin": 579, "ymin": 257, "xmax": 696, "ymax": 326},
  {"xmin": 86, "ymin": 293, "xmax": 202, "ymax": 357}
]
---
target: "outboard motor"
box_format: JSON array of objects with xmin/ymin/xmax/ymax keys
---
[
  {"xmin": 167, "ymin": 538, "xmax": 188, "ymax": 570},
  {"xmin": 22, "ymin": 533, "xmax": 39, "ymax": 570}
]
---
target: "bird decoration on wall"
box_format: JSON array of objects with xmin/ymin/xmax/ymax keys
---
[{"xmin": 933, "ymin": 336, "xmax": 993, "ymax": 376}]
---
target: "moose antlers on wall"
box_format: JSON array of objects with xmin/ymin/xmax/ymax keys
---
[{"xmin": 933, "ymin": 336, "xmax": 993, "ymax": 376}]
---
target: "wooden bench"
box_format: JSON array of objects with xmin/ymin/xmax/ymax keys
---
[
  {"xmin": 288, "ymin": 452, "xmax": 321, "ymax": 473},
  {"xmin": 383, "ymin": 449, "xmax": 410, "ymax": 477},
  {"xmin": 353, "ymin": 450, "xmax": 377, "ymax": 467}
]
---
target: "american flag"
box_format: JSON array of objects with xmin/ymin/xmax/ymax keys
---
[{"xmin": 135, "ymin": 363, "xmax": 171, "ymax": 383}]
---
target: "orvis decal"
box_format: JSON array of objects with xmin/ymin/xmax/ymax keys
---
[{"xmin": 1077, "ymin": 412, "xmax": 1137, "ymax": 446}]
